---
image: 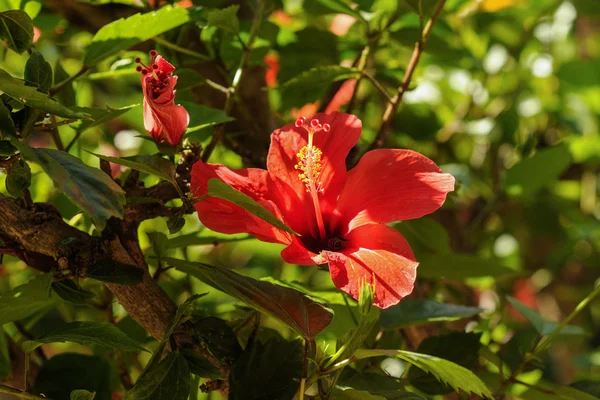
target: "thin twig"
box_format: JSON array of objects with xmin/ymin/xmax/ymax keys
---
[
  {"xmin": 361, "ymin": 71, "xmax": 393, "ymax": 103},
  {"xmin": 201, "ymin": 0, "xmax": 266, "ymax": 162},
  {"xmin": 367, "ymin": 0, "xmax": 447, "ymax": 151},
  {"xmin": 153, "ymin": 36, "xmax": 211, "ymax": 61},
  {"xmin": 48, "ymin": 65, "xmax": 88, "ymax": 97},
  {"xmin": 49, "ymin": 116, "xmax": 65, "ymax": 151}
]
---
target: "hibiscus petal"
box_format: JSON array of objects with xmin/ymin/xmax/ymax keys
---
[
  {"xmin": 144, "ymin": 99, "xmax": 189, "ymax": 146},
  {"xmin": 155, "ymin": 55, "xmax": 176, "ymax": 74},
  {"xmin": 190, "ymin": 161, "xmax": 292, "ymax": 244},
  {"xmin": 281, "ymin": 236, "xmax": 326, "ymax": 266},
  {"xmin": 267, "ymin": 112, "xmax": 362, "ymax": 215},
  {"xmin": 334, "ymin": 149, "xmax": 455, "ymax": 233},
  {"xmin": 325, "ymin": 224, "xmax": 418, "ymax": 309}
]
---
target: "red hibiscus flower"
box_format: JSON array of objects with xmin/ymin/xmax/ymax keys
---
[
  {"xmin": 190, "ymin": 113, "xmax": 455, "ymax": 308},
  {"xmin": 137, "ymin": 51, "xmax": 189, "ymax": 147}
]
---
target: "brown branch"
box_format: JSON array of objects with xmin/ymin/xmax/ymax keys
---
[{"xmin": 368, "ymin": 0, "xmax": 447, "ymax": 151}]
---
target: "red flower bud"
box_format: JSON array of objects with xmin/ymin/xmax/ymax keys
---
[{"xmin": 140, "ymin": 54, "xmax": 189, "ymax": 147}]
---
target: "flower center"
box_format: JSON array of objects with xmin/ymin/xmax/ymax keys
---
[
  {"xmin": 135, "ymin": 50, "xmax": 169, "ymax": 99},
  {"xmin": 293, "ymin": 117, "xmax": 330, "ymax": 240},
  {"xmin": 327, "ymin": 237, "xmax": 344, "ymax": 251}
]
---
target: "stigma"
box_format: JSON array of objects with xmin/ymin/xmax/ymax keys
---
[{"xmin": 293, "ymin": 117, "xmax": 330, "ymax": 194}]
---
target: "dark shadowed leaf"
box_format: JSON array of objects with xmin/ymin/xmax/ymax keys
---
[
  {"xmin": 506, "ymin": 296, "xmax": 586, "ymax": 336},
  {"xmin": 505, "ymin": 144, "xmax": 572, "ymax": 197},
  {"xmin": 52, "ymin": 280, "xmax": 95, "ymax": 305},
  {"xmin": 175, "ymin": 69, "xmax": 206, "ymax": 91},
  {"xmin": 71, "ymin": 390, "xmax": 96, "ymax": 400},
  {"xmin": 86, "ymin": 261, "xmax": 144, "ymax": 285},
  {"xmin": 0, "ymin": 10, "xmax": 33, "ymax": 53},
  {"xmin": 207, "ymin": 178, "xmax": 296, "ymax": 235},
  {"xmin": 14, "ymin": 142, "xmax": 125, "ymax": 230},
  {"xmin": 0, "ymin": 140, "xmax": 18, "ymax": 155},
  {"xmin": 90, "ymin": 153, "xmax": 176, "ymax": 186},
  {"xmin": 280, "ymin": 65, "xmax": 360, "ymax": 110},
  {"xmin": 34, "ymin": 354, "xmax": 112, "ymax": 400},
  {"xmin": 124, "ymin": 352, "xmax": 190, "ymax": 400},
  {"xmin": 22, "ymin": 321, "xmax": 147, "ymax": 353},
  {"xmin": 167, "ymin": 214, "xmax": 186, "ymax": 234},
  {"xmin": 75, "ymin": 105, "xmax": 135, "ymax": 134},
  {"xmin": 230, "ymin": 338, "xmax": 303, "ymax": 400},
  {"xmin": 24, "ymin": 50, "xmax": 53, "ymax": 92},
  {"xmin": 331, "ymin": 389, "xmax": 425, "ymax": 400},
  {"xmin": 0, "ymin": 329, "xmax": 10, "ymax": 378},
  {"xmin": 354, "ymin": 349, "xmax": 494, "ymax": 399},
  {"xmin": 182, "ymin": 102, "xmax": 235, "ymax": 134},
  {"xmin": 570, "ymin": 381, "xmax": 600, "ymax": 398},
  {"xmin": 0, "ymin": 99, "xmax": 17, "ymax": 138},
  {"xmin": 408, "ymin": 332, "xmax": 482, "ymax": 395},
  {"xmin": 54, "ymin": 62, "xmax": 76, "ymax": 107},
  {"xmin": 418, "ymin": 253, "xmax": 517, "ymax": 280},
  {"xmin": 381, "ymin": 299, "xmax": 481, "ymax": 329},
  {"xmin": 193, "ymin": 317, "xmax": 241, "ymax": 362},
  {"xmin": 0, "ymin": 273, "xmax": 56, "ymax": 326},
  {"xmin": 167, "ymin": 232, "xmax": 250, "ymax": 249},
  {"xmin": 207, "ymin": 5, "xmax": 239, "ymax": 33},
  {"xmin": 0, "ymin": 69, "xmax": 89, "ymax": 119},
  {"xmin": 84, "ymin": 6, "xmax": 190, "ymax": 66},
  {"xmin": 498, "ymin": 328, "xmax": 540, "ymax": 372},
  {"xmin": 309, "ymin": 0, "xmax": 365, "ymax": 20},
  {"xmin": 394, "ymin": 218, "xmax": 451, "ymax": 254},
  {"xmin": 5, "ymin": 159, "xmax": 31, "ymax": 198},
  {"xmin": 166, "ymin": 258, "xmax": 333, "ymax": 338}
]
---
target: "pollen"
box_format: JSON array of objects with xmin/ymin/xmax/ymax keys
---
[{"xmin": 293, "ymin": 117, "xmax": 330, "ymax": 194}]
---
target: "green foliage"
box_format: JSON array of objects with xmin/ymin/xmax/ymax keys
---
[
  {"xmin": 0, "ymin": 273, "xmax": 55, "ymax": 326},
  {"xmin": 166, "ymin": 258, "xmax": 334, "ymax": 339},
  {"xmin": 229, "ymin": 338, "xmax": 303, "ymax": 400},
  {"xmin": 14, "ymin": 142, "xmax": 126, "ymax": 230},
  {"xmin": 124, "ymin": 352, "xmax": 190, "ymax": 400},
  {"xmin": 0, "ymin": 10, "xmax": 33, "ymax": 53},
  {"xmin": 22, "ymin": 321, "xmax": 147, "ymax": 353},
  {"xmin": 207, "ymin": 5, "xmax": 240, "ymax": 34},
  {"xmin": 380, "ymin": 299, "xmax": 481, "ymax": 329},
  {"xmin": 183, "ymin": 103, "xmax": 235, "ymax": 135},
  {"xmin": 84, "ymin": 5, "xmax": 190, "ymax": 66},
  {"xmin": 85, "ymin": 261, "xmax": 144, "ymax": 285},
  {"xmin": 24, "ymin": 50, "xmax": 52, "ymax": 92}
]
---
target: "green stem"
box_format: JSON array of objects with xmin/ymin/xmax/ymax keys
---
[
  {"xmin": 48, "ymin": 66, "xmax": 88, "ymax": 97},
  {"xmin": 153, "ymin": 36, "xmax": 211, "ymax": 61},
  {"xmin": 201, "ymin": 0, "xmax": 266, "ymax": 162},
  {"xmin": 535, "ymin": 283, "xmax": 600, "ymax": 355},
  {"xmin": 0, "ymin": 384, "xmax": 49, "ymax": 400}
]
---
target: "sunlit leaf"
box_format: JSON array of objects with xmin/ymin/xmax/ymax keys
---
[{"xmin": 381, "ymin": 299, "xmax": 481, "ymax": 329}]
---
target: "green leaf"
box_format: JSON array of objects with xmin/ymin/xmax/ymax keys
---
[
  {"xmin": 86, "ymin": 261, "xmax": 144, "ymax": 285},
  {"xmin": 193, "ymin": 317, "xmax": 241, "ymax": 363},
  {"xmin": 207, "ymin": 178, "xmax": 296, "ymax": 235},
  {"xmin": 505, "ymin": 144, "xmax": 572, "ymax": 197},
  {"xmin": 380, "ymin": 299, "xmax": 481, "ymax": 329},
  {"xmin": 22, "ymin": 321, "xmax": 147, "ymax": 353},
  {"xmin": 167, "ymin": 214, "xmax": 185, "ymax": 235},
  {"xmin": 138, "ymin": 294, "xmax": 205, "ymax": 382},
  {"xmin": 165, "ymin": 258, "xmax": 334, "ymax": 339},
  {"xmin": 417, "ymin": 253, "xmax": 517, "ymax": 280},
  {"xmin": 89, "ymin": 153, "xmax": 176, "ymax": 186},
  {"xmin": 5, "ymin": 158, "xmax": 31, "ymax": 198},
  {"xmin": 331, "ymin": 389, "xmax": 385, "ymax": 400},
  {"xmin": 280, "ymin": 66, "xmax": 360, "ymax": 110},
  {"xmin": 182, "ymin": 102, "xmax": 235, "ymax": 134},
  {"xmin": 353, "ymin": 349, "xmax": 494, "ymax": 399},
  {"xmin": 570, "ymin": 381, "xmax": 600, "ymax": 398},
  {"xmin": 34, "ymin": 354, "xmax": 112, "ymax": 400},
  {"xmin": 207, "ymin": 5, "xmax": 239, "ymax": 34},
  {"xmin": 147, "ymin": 231, "xmax": 169, "ymax": 259},
  {"xmin": 506, "ymin": 296, "xmax": 586, "ymax": 336},
  {"xmin": 24, "ymin": 50, "xmax": 52, "ymax": 92},
  {"xmin": 0, "ymin": 98, "xmax": 17, "ymax": 138},
  {"xmin": 75, "ymin": 105, "xmax": 136, "ymax": 134},
  {"xmin": 54, "ymin": 62, "xmax": 76, "ymax": 107},
  {"xmin": 0, "ymin": 10, "xmax": 33, "ymax": 53},
  {"xmin": 0, "ymin": 329, "xmax": 10, "ymax": 378},
  {"xmin": 0, "ymin": 273, "xmax": 56, "ymax": 326},
  {"xmin": 175, "ymin": 69, "xmax": 206, "ymax": 91},
  {"xmin": 0, "ymin": 140, "xmax": 18, "ymax": 155},
  {"xmin": 84, "ymin": 5, "xmax": 190, "ymax": 66},
  {"xmin": 390, "ymin": 27, "xmax": 461, "ymax": 59},
  {"xmin": 310, "ymin": 0, "xmax": 365, "ymax": 20},
  {"xmin": 51, "ymin": 280, "xmax": 95, "ymax": 305},
  {"xmin": 395, "ymin": 218, "xmax": 451, "ymax": 254},
  {"xmin": 71, "ymin": 390, "xmax": 96, "ymax": 400},
  {"xmin": 14, "ymin": 142, "xmax": 125, "ymax": 230},
  {"xmin": 0, "ymin": 69, "xmax": 89, "ymax": 119},
  {"xmin": 166, "ymin": 233, "xmax": 249, "ymax": 249},
  {"xmin": 408, "ymin": 332, "xmax": 482, "ymax": 395},
  {"xmin": 230, "ymin": 338, "xmax": 303, "ymax": 400},
  {"xmin": 124, "ymin": 352, "xmax": 190, "ymax": 400}
]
